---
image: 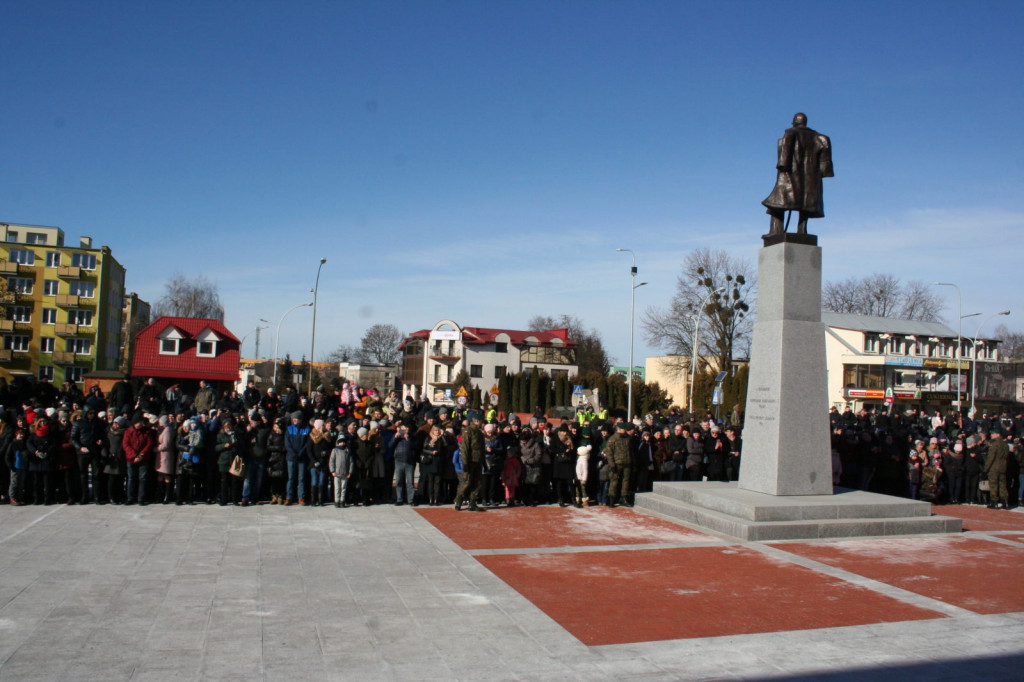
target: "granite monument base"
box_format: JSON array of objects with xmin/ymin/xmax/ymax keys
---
[
  {"xmin": 635, "ymin": 481, "xmax": 963, "ymax": 541},
  {"xmin": 738, "ymin": 238, "xmax": 833, "ymax": 496}
]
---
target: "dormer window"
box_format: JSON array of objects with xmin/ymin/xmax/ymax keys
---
[
  {"xmin": 158, "ymin": 326, "xmax": 186, "ymax": 355},
  {"xmin": 195, "ymin": 327, "xmax": 222, "ymax": 357}
]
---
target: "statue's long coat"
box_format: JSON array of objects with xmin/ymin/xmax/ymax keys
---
[{"xmin": 762, "ymin": 125, "xmax": 833, "ymax": 218}]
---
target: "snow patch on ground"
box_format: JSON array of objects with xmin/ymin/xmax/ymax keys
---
[
  {"xmin": 444, "ymin": 592, "xmax": 490, "ymax": 606},
  {"xmin": 565, "ymin": 509, "xmax": 711, "ymax": 544},
  {"xmin": 808, "ymin": 537, "xmax": 1004, "ymax": 568}
]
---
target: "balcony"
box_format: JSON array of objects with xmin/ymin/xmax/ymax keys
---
[
  {"xmin": 53, "ymin": 351, "xmax": 78, "ymax": 365},
  {"xmin": 0, "ymin": 262, "xmax": 18, "ymax": 274},
  {"xmin": 0, "ymin": 350, "xmax": 11, "ymax": 362},
  {"xmin": 55, "ymin": 323, "xmax": 79, "ymax": 336},
  {"xmin": 0, "ymin": 320, "xmax": 13, "ymax": 332},
  {"xmin": 55, "ymin": 294, "xmax": 80, "ymax": 307},
  {"xmin": 57, "ymin": 265, "xmax": 82, "ymax": 279}
]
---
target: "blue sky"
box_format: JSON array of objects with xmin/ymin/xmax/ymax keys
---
[{"xmin": 2, "ymin": 1, "xmax": 1022, "ymax": 364}]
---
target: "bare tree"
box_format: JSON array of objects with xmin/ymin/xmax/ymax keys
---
[
  {"xmin": 526, "ymin": 314, "xmax": 610, "ymax": 376},
  {"xmin": 993, "ymin": 324, "xmax": 1024, "ymax": 362},
  {"xmin": 359, "ymin": 324, "xmax": 403, "ymax": 365},
  {"xmin": 823, "ymin": 274, "xmax": 943, "ymax": 321},
  {"xmin": 641, "ymin": 249, "xmax": 756, "ymax": 375},
  {"xmin": 324, "ymin": 344, "xmax": 367, "ymax": 364},
  {"xmin": 153, "ymin": 273, "xmax": 224, "ymax": 321}
]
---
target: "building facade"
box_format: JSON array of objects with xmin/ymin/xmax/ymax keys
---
[
  {"xmin": 823, "ymin": 312, "xmax": 1011, "ymax": 412},
  {"xmin": 0, "ymin": 223, "xmax": 126, "ymax": 386},
  {"xmin": 400, "ymin": 320, "xmax": 578, "ymax": 405},
  {"xmin": 120, "ymin": 292, "xmax": 152, "ymax": 374}
]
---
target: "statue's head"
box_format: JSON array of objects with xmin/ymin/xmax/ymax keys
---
[{"xmin": 792, "ymin": 112, "xmax": 807, "ymax": 127}]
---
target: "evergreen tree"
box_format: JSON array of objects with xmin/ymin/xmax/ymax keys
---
[
  {"xmin": 498, "ymin": 373, "xmax": 512, "ymax": 413},
  {"xmin": 528, "ymin": 367, "xmax": 541, "ymax": 413}
]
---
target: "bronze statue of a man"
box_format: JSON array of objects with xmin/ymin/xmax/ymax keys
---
[{"xmin": 762, "ymin": 113, "xmax": 833, "ymax": 235}]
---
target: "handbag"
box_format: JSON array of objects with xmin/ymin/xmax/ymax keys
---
[
  {"xmin": 229, "ymin": 455, "xmax": 247, "ymax": 478},
  {"xmin": 979, "ymin": 480, "xmax": 991, "ymax": 492},
  {"xmin": 660, "ymin": 460, "xmax": 677, "ymax": 475},
  {"xmin": 525, "ymin": 466, "xmax": 541, "ymax": 485}
]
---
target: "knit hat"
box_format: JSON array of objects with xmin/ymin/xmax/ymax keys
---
[
  {"xmin": 577, "ymin": 445, "xmax": 592, "ymax": 456},
  {"xmin": 357, "ymin": 427, "xmax": 368, "ymax": 438}
]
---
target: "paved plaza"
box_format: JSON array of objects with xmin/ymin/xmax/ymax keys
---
[{"xmin": 1, "ymin": 501, "xmax": 1023, "ymax": 681}]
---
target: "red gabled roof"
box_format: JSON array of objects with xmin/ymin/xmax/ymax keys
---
[
  {"xmin": 399, "ymin": 325, "xmax": 575, "ymax": 350},
  {"xmin": 131, "ymin": 316, "xmax": 241, "ymax": 382}
]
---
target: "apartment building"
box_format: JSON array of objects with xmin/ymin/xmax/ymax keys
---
[
  {"xmin": 399, "ymin": 319, "xmax": 578, "ymax": 404},
  {"xmin": 0, "ymin": 223, "xmax": 126, "ymax": 386}
]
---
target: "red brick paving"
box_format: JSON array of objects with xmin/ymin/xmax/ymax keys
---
[
  {"xmin": 476, "ymin": 546, "xmax": 944, "ymax": 645},
  {"xmin": 781, "ymin": 536, "xmax": 1024, "ymax": 615},
  {"xmin": 416, "ymin": 505, "xmax": 715, "ymax": 550},
  {"xmin": 930, "ymin": 505, "xmax": 1024, "ymax": 532}
]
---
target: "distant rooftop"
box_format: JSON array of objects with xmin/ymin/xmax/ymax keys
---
[{"xmin": 822, "ymin": 312, "xmax": 959, "ymax": 338}]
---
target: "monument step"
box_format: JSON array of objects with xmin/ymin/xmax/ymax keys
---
[
  {"xmin": 634, "ymin": 491, "xmax": 962, "ymax": 542},
  {"xmin": 650, "ymin": 481, "xmax": 934, "ymax": 521}
]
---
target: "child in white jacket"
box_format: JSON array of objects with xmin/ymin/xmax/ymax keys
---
[{"xmin": 574, "ymin": 445, "xmax": 591, "ymax": 507}]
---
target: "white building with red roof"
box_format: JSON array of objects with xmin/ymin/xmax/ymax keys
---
[{"xmin": 399, "ymin": 319, "xmax": 578, "ymax": 404}]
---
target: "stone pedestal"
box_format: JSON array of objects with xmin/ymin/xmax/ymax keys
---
[
  {"xmin": 635, "ymin": 233, "xmax": 962, "ymax": 540},
  {"xmin": 737, "ymin": 238, "xmax": 833, "ymax": 495}
]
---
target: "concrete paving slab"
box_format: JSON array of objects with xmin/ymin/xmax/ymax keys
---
[{"xmin": 1, "ymin": 503, "xmax": 1023, "ymax": 681}]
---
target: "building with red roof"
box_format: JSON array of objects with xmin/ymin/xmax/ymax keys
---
[
  {"xmin": 131, "ymin": 316, "xmax": 240, "ymax": 392},
  {"xmin": 399, "ymin": 319, "xmax": 578, "ymax": 404}
]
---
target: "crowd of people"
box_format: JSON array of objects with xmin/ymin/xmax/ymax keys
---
[
  {"xmin": 0, "ymin": 374, "xmax": 749, "ymax": 510},
  {"xmin": 2, "ymin": 374, "xmax": 1021, "ymax": 513},
  {"xmin": 829, "ymin": 405, "xmax": 1024, "ymax": 509}
]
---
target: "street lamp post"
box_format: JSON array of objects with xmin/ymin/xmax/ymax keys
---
[
  {"xmin": 969, "ymin": 310, "xmax": 1010, "ymax": 417},
  {"xmin": 932, "ymin": 282, "xmax": 965, "ymax": 410},
  {"xmin": 689, "ymin": 287, "xmax": 725, "ymax": 416},
  {"xmin": 309, "ymin": 258, "xmax": 327, "ymax": 396},
  {"xmin": 273, "ymin": 302, "xmax": 313, "ymax": 388},
  {"xmin": 616, "ymin": 249, "xmax": 646, "ymax": 422},
  {"xmin": 256, "ymin": 318, "xmax": 270, "ymax": 359},
  {"xmin": 240, "ymin": 323, "xmax": 270, "ymax": 358}
]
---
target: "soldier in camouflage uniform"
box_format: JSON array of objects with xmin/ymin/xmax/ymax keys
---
[
  {"xmin": 455, "ymin": 410, "xmax": 485, "ymax": 511},
  {"xmin": 605, "ymin": 421, "xmax": 633, "ymax": 508}
]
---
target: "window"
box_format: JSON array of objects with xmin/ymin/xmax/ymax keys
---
[
  {"xmin": 494, "ymin": 365, "xmax": 507, "ymax": 379},
  {"xmin": 842, "ymin": 364, "xmax": 885, "ymax": 390},
  {"xmin": 6, "ymin": 232, "xmax": 18, "ymax": 243},
  {"xmin": 519, "ymin": 345, "xmax": 576, "ymax": 365},
  {"xmin": 40, "ymin": 337, "xmax": 55, "ymax": 353},
  {"xmin": 68, "ymin": 309, "xmax": 93, "ymax": 326},
  {"xmin": 66, "ymin": 367, "xmax": 84, "ymax": 383},
  {"xmin": 45, "ymin": 252, "xmax": 61, "ymax": 267},
  {"xmin": 26, "ymin": 232, "xmax": 48, "ymax": 245},
  {"xmin": 3, "ymin": 336, "xmax": 30, "ymax": 352},
  {"xmin": 160, "ymin": 338, "xmax": 179, "ymax": 355},
  {"xmin": 195, "ymin": 328, "xmax": 221, "ymax": 357},
  {"xmin": 494, "ymin": 342, "xmax": 508, "ymax": 353},
  {"xmin": 9, "ymin": 249, "xmax": 34, "ymax": 265},
  {"xmin": 41, "ymin": 308, "xmax": 57, "ymax": 325},
  {"xmin": 68, "ymin": 281, "xmax": 95, "ymax": 298},
  {"xmin": 43, "ymin": 280, "xmax": 59, "ymax": 296},
  {"xmin": 7, "ymin": 277, "xmax": 33, "ymax": 294},
  {"xmin": 71, "ymin": 253, "xmax": 97, "ymax": 270},
  {"xmin": 863, "ymin": 335, "xmax": 879, "ymax": 353},
  {"xmin": 470, "ymin": 364, "xmax": 483, "ymax": 378},
  {"xmin": 67, "ymin": 338, "xmax": 92, "ymax": 354},
  {"xmin": 38, "ymin": 366, "xmax": 54, "ymax": 381},
  {"xmin": 7, "ymin": 306, "xmax": 31, "ymax": 323}
]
